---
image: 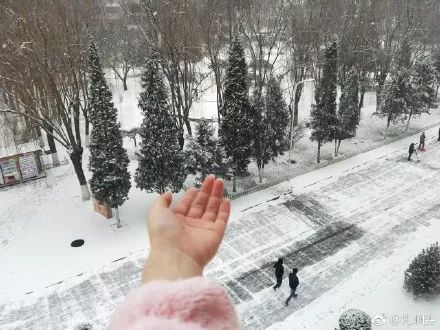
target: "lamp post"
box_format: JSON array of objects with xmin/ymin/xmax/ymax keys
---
[{"xmin": 288, "ymin": 78, "xmax": 314, "ymax": 164}]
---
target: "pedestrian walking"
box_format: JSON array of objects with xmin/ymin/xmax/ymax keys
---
[
  {"xmin": 285, "ymin": 268, "xmax": 299, "ymax": 306},
  {"xmin": 418, "ymin": 132, "xmax": 426, "ymax": 150},
  {"xmin": 273, "ymin": 258, "xmax": 284, "ymax": 290},
  {"xmin": 408, "ymin": 143, "xmax": 417, "ymax": 161}
]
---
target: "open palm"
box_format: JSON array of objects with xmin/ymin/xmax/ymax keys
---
[{"xmin": 147, "ymin": 175, "xmax": 231, "ymax": 268}]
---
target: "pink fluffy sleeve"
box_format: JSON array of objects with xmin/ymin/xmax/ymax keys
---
[{"xmin": 109, "ymin": 277, "xmax": 239, "ymax": 330}]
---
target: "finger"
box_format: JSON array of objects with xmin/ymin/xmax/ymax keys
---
[
  {"xmin": 148, "ymin": 192, "xmax": 172, "ymax": 217},
  {"xmin": 216, "ymin": 198, "xmax": 231, "ymax": 224},
  {"xmin": 172, "ymin": 187, "xmax": 198, "ymax": 215},
  {"xmin": 214, "ymin": 199, "xmax": 231, "ymax": 234},
  {"xmin": 202, "ymin": 179, "xmax": 224, "ymax": 222},
  {"xmin": 187, "ymin": 175, "xmax": 215, "ymax": 218}
]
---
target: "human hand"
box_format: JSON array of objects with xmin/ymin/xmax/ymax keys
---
[{"xmin": 142, "ymin": 175, "xmax": 231, "ymax": 283}]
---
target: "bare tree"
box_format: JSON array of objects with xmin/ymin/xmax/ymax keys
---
[
  {"xmin": 100, "ymin": 13, "xmax": 144, "ymax": 91},
  {"xmin": 198, "ymin": 0, "xmax": 230, "ymax": 123},
  {"xmin": 120, "ymin": 0, "xmax": 212, "ymax": 147},
  {"xmin": 240, "ymin": 0, "xmax": 287, "ymax": 98},
  {"xmin": 0, "ymin": 0, "xmax": 99, "ymax": 200}
]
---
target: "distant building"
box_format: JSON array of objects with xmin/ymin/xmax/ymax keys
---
[
  {"xmin": 103, "ymin": 0, "xmax": 141, "ymax": 21},
  {"xmin": 104, "ymin": 0, "xmax": 123, "ymax": 21}
]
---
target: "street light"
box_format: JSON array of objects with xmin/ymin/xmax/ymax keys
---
[{"xmin": 288, "ymin": 78, "xmax": 315, "ymax": 164}]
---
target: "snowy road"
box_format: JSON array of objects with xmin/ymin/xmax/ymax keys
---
[{"xmin": 1, "ymin": 138, "xmax": 440, "ymax": 329}]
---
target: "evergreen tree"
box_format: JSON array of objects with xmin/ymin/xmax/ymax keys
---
[
  {"xmin": 185, "ymin": 119, "xmax": 219, "ymax": 186},
  {"xmin": 309, "ymin": 42, "xmax": 338, "ymax": 163},
  {"xmin": 251, "ymin": 95, "xmax": 274, "ymax": 184},
  {"xmin": 376, "ymin": 71, "xmax": 408, "ymax": 135},
  {"xmin": 135, "ymin": 52, "xmax": 186, "ymax": 194},
  {"xmin": 395, "ymin": 37, "xmax": 412, "ymax": 71},
  {"xmin": 404, "ymin": 242, "xmax": 440, "ymax": 298},
  {"xmin": 220, "ymin": 38, "xmax": 253, "ymax": 192},
  {"xmin": 266, "ymin": 76, "xmax": 289, "ymax": 155},
  {"xmin": 88, "ymin": 40, "xmax": 131, "ymax": 228},
  {"xmin": 335, "ymin": 69, "xmax": 359, "ymax": 156},
  {"xmin": 405, "ymin": 57, "xmax": 437, "ymax": 130}
]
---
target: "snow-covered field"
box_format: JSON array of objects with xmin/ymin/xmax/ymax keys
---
[
  {"xmin": 1, "ymin": 72, "xmax": 440, "ymax": 329},
  {"xmin": 1, "ymin": 124, "xmax": 440, "ymax": 329}
]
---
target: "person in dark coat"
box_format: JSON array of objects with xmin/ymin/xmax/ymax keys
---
[
  {"xmin": 418, "ymin": 132, "xmax": 426, "ymax": 150},
  {"xmin": 285, "ymin": 268, "xmax": 299, "ymax": 306},
  {"xmin": 273, "ymin": 258, "xmax": 284, "ymax": 290},
  {"xmin": 408, "ymin": 143, "xmax": 417, "ymax": 161}
]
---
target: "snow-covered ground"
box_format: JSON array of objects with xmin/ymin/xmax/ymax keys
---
[
  {"xmin": 1, "ymin": 125, "xmax": 440, "ymax": 329},
  {"xmin": 1, "ymin": 71, "xmax": 440, "ymax": 329}
]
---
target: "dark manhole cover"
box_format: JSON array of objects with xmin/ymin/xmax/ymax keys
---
[{"xmin": 71, "ymin": 239, "xmax": 85, "ymax": 247}]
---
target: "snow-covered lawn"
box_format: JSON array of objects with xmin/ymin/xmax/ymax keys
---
[{"xmin": 1, "ymin": 125, "xmax": 440, "ymax": 329}]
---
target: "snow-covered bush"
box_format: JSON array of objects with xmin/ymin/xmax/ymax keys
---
[
  {"xmin": 338, "ymin": 309, "xmax": 371, "ymax": 330},
  {"xmin": 404, "ymin": 242, "xmax": 440, "ymax": 298}
]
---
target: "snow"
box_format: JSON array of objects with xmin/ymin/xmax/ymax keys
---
[
  {"xmin": 2, "ymin": 124, "xmax": 440, "ymax": 328},
  {"xmin": 0, "ymin": 161, "xmax": 155, "ymax": 299},
  {"xmin": 1, "ymin": 69, "xmax": 440, "ymax": 328},
  {"xmin": 110, "ymin": 69, "xmax": 440, "ymax": 196},
  {"xmin": 270, "ymin": 220, "xmax": 440, "ymax": 330}
]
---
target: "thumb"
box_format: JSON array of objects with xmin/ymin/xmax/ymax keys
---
[
  {"xmin": 148, "ymin": 192, "xmax": 173, "ymax": 221},
  {"xmin": 153, "ymin": 191, "xmax": 173, "ymax": 210}
]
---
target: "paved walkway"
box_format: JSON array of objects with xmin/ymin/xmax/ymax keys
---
[{"xmin": 1, "ymin": 139, "xmax": 440, "ymax": 329}]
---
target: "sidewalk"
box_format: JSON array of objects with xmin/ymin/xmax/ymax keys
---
[{"xmin": 233, "ymin": 125, "xmax": 440, "ymax": 214}]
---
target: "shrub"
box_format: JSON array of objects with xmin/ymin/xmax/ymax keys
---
[
  {"xmin": 339, "ymin": 309, "xmax": 371, "ymax": 330},
  {"xmin": 404, "ymin": 242, "xmax": 440, "ymax": 298}
]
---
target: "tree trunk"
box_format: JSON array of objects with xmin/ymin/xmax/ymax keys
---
[
  {"xmin": 69, "ymin": 147, "xmax": 91, "ymax": 201},
  {"xmin": 178, "ymin": 131, "xmax": 185, "ymax": 150},
  {"xmin": 122, "ymin": 76, "xmax": 128, "ymax": 91},
  {"xmin": 288, "ymin": 104, "xmax": 293, "ymax": 149},
  {"xmin": 334, "ymin": 139, "xmax": 338, "ymax": 157},
  {"xmin": 213, "ymin": 64, "xmax": 223, "ymax": 124},
  {"xmin": 385, "ymin": 117, "xmax": 391, "ymax": 138},
  {"xmin": 84, "ymin": 116, "xmax": 90, "ymax": 148},
  {"xmin": 317, "ymin": 141, "xmax": 321, "ymax": 163},
  {"xmin": 46, "ymin": 130, "xmax": 57, "ymax": 153},
  {"xmin": 406, "ymin": 111, "xmax": 413, "ymax": 131},
  {"xmin": 232, "ymin": 172, "xmax": 237, "ymax": 193},
  {"xmin": 358, "ymin": 87, "xmax": 366, "ymax": 124},
  {"xmin": 337, "ymin": 139, "xmax": 342, "ymax": 156},
  {"xmin": 293, "ymin": 86, "xmax": 303, "ymax": 126},
  {"xmin": 258, "ymin": 167, "xmax": 263, "ymax": 184},
  {"xmin": 184, "ymin": 117, "xmax": 192, "ymax": 137},
  {"xmin": 73, "ymin": 103, "xmax": 81, "ymax": 147},
  {"xmin": 46, "ymin": 128, "xmax": 60, "ymax": 167},
  {"xmin": 114, "ymin": 207, "xmax": 121, "ymax": 228}
]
